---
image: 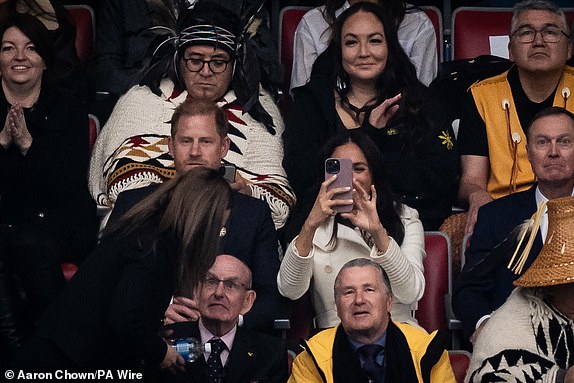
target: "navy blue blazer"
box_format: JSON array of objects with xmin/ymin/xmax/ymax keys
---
[
  {"xmin": 453, "ymin": 186, "xmax": 542, "ymax": 340},
  {"xmin": 158, "ymin": 321, "xmax": 288, "ymax": 383},
  {"xmin": 110, "ymin": 185, "xmax": 290, "ymax": 332}
]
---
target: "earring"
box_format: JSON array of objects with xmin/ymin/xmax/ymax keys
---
[{"xmin": 336, "ymin": 74, "xmax": 348, "ymax": 93}]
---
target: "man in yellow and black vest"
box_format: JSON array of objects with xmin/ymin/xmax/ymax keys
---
[{"xmin": 458, "ymin": 0, "xmax": 574, "ymax": 235}]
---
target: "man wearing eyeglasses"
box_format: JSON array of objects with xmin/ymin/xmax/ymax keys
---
[
  {"xmin": 160, "ymin": 254, "xmax": 288, "ymax": 382},
  {"xmin": 454, "ymin": 107, "xmax": 574, "ymax": 348},
  {"xmin": 457, "ymin": 0, "xmax": 574, "ymax": 236}
]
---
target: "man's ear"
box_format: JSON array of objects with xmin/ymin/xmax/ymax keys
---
[
  {"xmin": 239, "ymin": 290, "xmax": 256, "ymax": 316},
  {"xmin": 220, "ymin": 136, "xmax": 230, "ymax": 159}
]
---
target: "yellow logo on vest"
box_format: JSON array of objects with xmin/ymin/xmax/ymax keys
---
[{"xmin": 438, "ymin": 130, "xmax": 454, "ymax": 150}]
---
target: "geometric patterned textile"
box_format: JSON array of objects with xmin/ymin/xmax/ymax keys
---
[
  {"xmin": 103, "ymin": 134, "xmax": 175, "ymax": 204},
  {"xmin": 207, "ymin": 338, "xmax": 226, "ymax": 383}
]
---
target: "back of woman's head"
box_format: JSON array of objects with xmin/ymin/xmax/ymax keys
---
[
  {"xmin": 105, "ymin": 167, "xmax": 231, "ymax": 296},
  {"xmin": 322, "ymin": 130, "xmax": 405, "ymax": 244},
  {"xmin": 0, "ymin": 13, "xmax": 54, "ymax": 69},
  {"xmin": 324, "ymin": 0, "xmax": 406, "ymax": 30}
]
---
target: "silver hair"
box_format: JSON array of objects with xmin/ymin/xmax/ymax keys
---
[{"xmin": 510, "ymin": 0, "xmax": 569, "ymax": 35}]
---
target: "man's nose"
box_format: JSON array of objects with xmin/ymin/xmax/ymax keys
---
[
  {"xmin": 199, "ymin": 62, "xmax": 213, "ymax": 77},
  {"xmin": 548, "ymin": 141, "xmax": 560, "ymax": 156},
  {"xmin": 190, "ymin": 141, "xmax": 201, "ymax": 156}
]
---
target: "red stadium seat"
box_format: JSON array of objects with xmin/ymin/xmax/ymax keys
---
[
  {"xmin": 452, "ymin": 7, "xmax": 574, "ymax": 60},
  {"xmin": 449, "ymin": 350, "xmax": 471, "ymax": 383},
  {"xmin": 416, "ymin": 231, "xmax": 451, "ymax": 333},
  {"xmin": 278, "ymin": 6, "xmax": 312, "ymax": 90},
  {"xmin": 421, "ymin": 6, "xmax": 443, "ymax": 64},
  {"xmin": 64, "ymin": 4, "xmax": 96, "ymax": 63}
]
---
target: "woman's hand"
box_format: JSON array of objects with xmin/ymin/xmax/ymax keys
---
[
  {"xmin": 306, "ymin": 175, "xmax": 352, "ymax": 230},
  {"xmin": 341, "ymin": 181, "xmax": 381, "ymax": 233},
  {"xmin": 342, "ymin": 181, "xmax": 390, "ymax": 253},
  {"xmin": 164, "ymin": 296, "xmax": 200, "ymax": 325},
  {"xmin": 8, "ymin": 105, "xmax": 32, "ymax": 155},
  {"xmin": 0, "ymin": 111, "xmax": 13, "ymax": 149},
  {"xmin": 294, "ymin": 175, "xmax": 352, "ymax": 257},
  {"xmin": 368, "ymin": 93, "xmax": 401, "ymax": 129}
]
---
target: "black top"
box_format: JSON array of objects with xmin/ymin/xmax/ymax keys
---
[
  {"xmin": 284, "ymin": 73, "xmax": 459, "ymax": 230},
  {"xmin": 458, "ymin": 66, "xmax": 555, "ymax": 157},
  {"xmin": 0, "ymin": 84, "xmax": 97, "ymax": 255}
]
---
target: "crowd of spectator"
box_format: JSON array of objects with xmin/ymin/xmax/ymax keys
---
[{"xmin": 1, "ymin": 0, "xmax": 574, "ymax": 381}]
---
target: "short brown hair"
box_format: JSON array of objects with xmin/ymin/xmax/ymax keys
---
[{"xmin": 170, "ymin": 100, "xmax": 228, "ymax": 138}]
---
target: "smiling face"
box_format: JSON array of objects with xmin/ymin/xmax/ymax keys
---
[
  {"xmin": 335, "ymin": 265, "xmax": 392, "ymax": 344},
  {"xmin": 341, "ymin": 10, "xmax": 388, "ymax": 86},
  {"xmin": 198, "ymin": 255, "xmax": 255, "ymax": 336},
  {"xmin": 509, "ymin": 10, "xmax": 572, "ymax": 75},
  {"xmin": 527, "ymin": 113, "xmax": 574, "ymax": 190},
  {"xmin": 331, "ymin": 142, "xmax": 373, "ymax": 191},
  {"xmin": 0, "ymin": 26, "xmax": 45, "ymax": 89},
  {"xmin": 179, "ymin": 45, "xmax": 233, "ymax": 102}
]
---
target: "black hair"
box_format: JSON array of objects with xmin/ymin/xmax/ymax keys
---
[
  {"xmin": 0, "ymin": 12, "xmax": 54, "ymax": 68},
  {"xmin": 321, "ymin": 129, "xmax": 405, "ymax": 245},
  {"xmin": 328, "ymin": 2, "xmax": 429, "ymax": 150}
]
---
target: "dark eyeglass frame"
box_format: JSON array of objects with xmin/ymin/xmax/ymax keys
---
[
  {"xmin": 203, "ymin": 275, "xmax": 249, "ymax": 293},
  {"xmin": 511, "ymin": 26, "xmax": 570, "ymax": 43},
  {"xmin": 183, "ymin": 57, "xmax": 231, "ymax": 73}
]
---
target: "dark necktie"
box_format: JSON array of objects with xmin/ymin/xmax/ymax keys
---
[
  {"xmin": 207, "ymin": 338, "xmax": 226, "ymax": 383},
  {"xmin": 358, "ymin": 344, "xmax": 384, "ymax": 383}
]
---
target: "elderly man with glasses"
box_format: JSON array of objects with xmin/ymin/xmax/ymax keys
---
[
  {"xmin": 457, "ymin": 0, "xmax": 574, "ymax": 236},
  {"xmin": 158, "ymin": 254, "xmax": 288, "ymax": 382}
]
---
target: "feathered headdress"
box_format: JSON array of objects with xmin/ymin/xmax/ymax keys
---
[{"xmin": 140, "ymin": 0, "xmax": 276, "ymax": 134}]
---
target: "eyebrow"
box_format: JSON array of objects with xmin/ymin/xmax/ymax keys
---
[
  {"xmin": 186, "ymin": 52, "xmax": 230, "ymax": 60},
  {"xmin": 515, "ymin": 22, "xmax": 562, "ymax": 30},
  {"xmin": 343, "ymin": 32, "xmax": 385, "ymax": 39}
]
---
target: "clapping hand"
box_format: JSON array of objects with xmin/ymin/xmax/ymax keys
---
[
  {"xmin": 0, "ymin": 105, "xmax": 32, "ymax": 154},
  {"xmin": 368, "ymin": 93, "xmax": 401, "ymax": 129}
]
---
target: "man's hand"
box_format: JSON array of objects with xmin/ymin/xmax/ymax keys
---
[
  {"xmin": 465, "ymin": 189, "xmax": 493, "ymax": 235},
  {"xmin": 164, "ymin": 296, "xmax": 200, "ymax": 324},
  {"xmin": 229, "ymin": 172, "xmax": 252, "ymax": 196},
  {"xmin": 160, "ymin": 341, "xmax": 185, "ymax": 372}
]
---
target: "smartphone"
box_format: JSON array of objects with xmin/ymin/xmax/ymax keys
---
[
  {"xmin": 325, "ymin": 158, "xmax": 353, "ymax": 213},
  {"xmin": 219, "ymin": 164, "xmax": 236, "ymax": 183}
]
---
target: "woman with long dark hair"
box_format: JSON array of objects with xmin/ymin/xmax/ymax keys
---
[
  {"xmin": 278, "ymin": 130, "xmax": 424, "ymax": 328},
  {"xmin": 284, "ymin": 2, "xmax": 458, "ymax": 230},
  {"xmin": 290, "ymin": 0, "xmax": 437, "ymax": 89},
  {"xmin": 12, "ymin": 167, "xmax": 231, "ymax": 370}
]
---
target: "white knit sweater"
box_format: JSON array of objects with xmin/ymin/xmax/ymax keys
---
[
  {"xmin": 89, "ymin": 79, "xmax": 295, "ymax": 228},
  {"xmin": 467, "ymin": 288, "xmax": 572, "ymax": 383},
  {"xmin": 277, "ymin": 204, "xmax": 425, "ymax": 328}
]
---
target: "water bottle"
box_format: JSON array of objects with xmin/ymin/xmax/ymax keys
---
[{"xmin": 171, "ymin": 337, "xmax": 211, "ymax": 363}]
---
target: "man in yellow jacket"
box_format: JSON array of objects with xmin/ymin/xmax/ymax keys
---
[
  {"xmin": 288, "ymin": 258, "xmax": 455, "ymax": 383},
  {"xmin": 458, "ymin": 0, "xmax": 574, "ymax": 235}
]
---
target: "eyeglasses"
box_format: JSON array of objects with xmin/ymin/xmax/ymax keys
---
[
  {"xmin": 183, "ymin": 57, "xmax": 230, "ymax": 73},
  {"xmin": 531, "ymin": 137, "xmax": 574, "ymax": 150},
  {"xmin": 512, "ymin": 26, "xmax": 569, "ymax": 43},
  {"xmin": 204, "ymin": 276, "xmax": 249, "ymax": 293}
]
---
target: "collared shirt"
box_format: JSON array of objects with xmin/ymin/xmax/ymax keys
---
[
  {"xmin": 198, "ymin": 318, "xmax": 238, "ymax": 366},
  {"xmin": 349, "ymin": 333, "xmax": 387, "ymax": 368}
]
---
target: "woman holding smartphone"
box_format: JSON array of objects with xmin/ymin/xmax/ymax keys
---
[
  {"xmin": 278, "ymin": 130, "xmax": 424, "ymax": 328},
  {"xmin": 284, "ymin": 2, "xmax": 458, "ymax": 230}
]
